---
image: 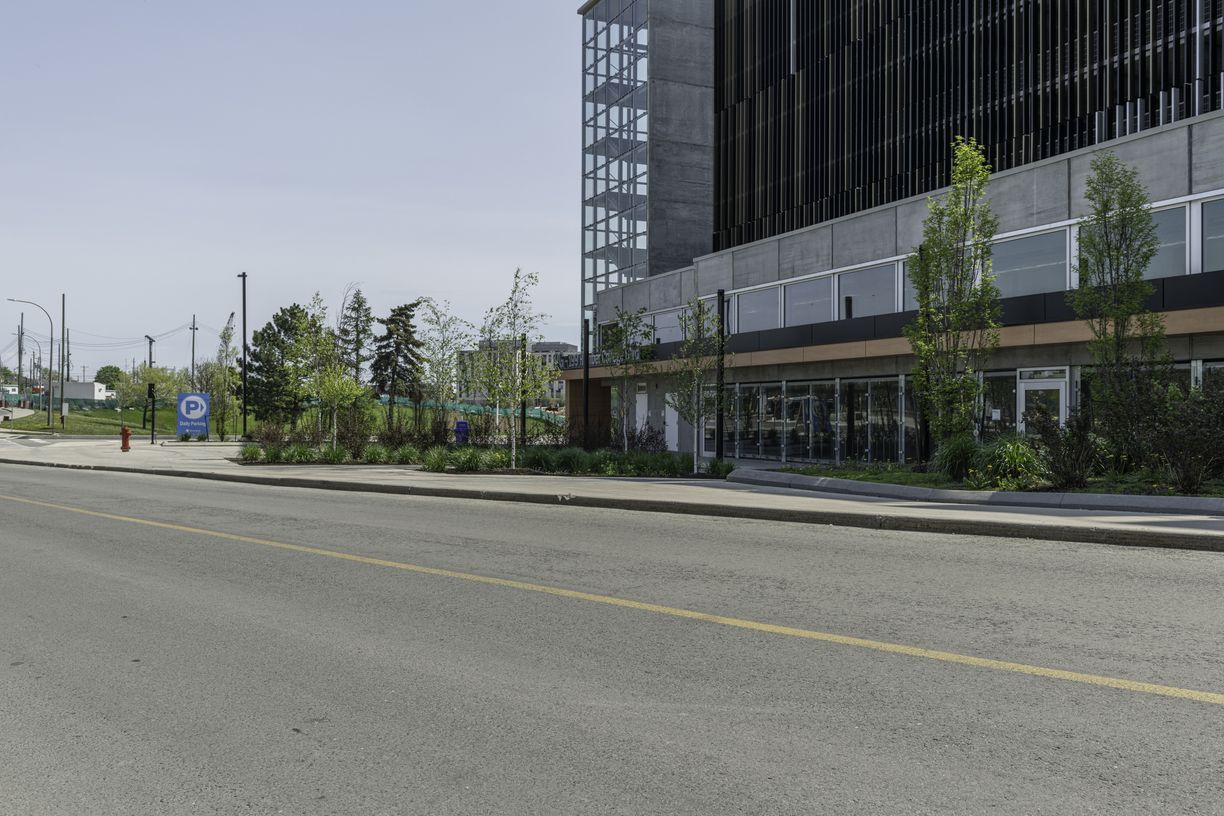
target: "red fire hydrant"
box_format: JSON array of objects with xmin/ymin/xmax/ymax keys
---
[{"xmin": 120, "ymin": 425, "xmax": 131, "ymax": 453}]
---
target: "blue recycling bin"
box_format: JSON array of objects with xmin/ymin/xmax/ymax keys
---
[{"xmin": 454, "ymin": 420, "xmax": 470, "ymax": 445}]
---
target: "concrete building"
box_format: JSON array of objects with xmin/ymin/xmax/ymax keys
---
[{"xmin": 566, "ymin": 1, "xmax": 1224, "ymax": 463}]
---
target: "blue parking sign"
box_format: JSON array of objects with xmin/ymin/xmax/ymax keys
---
[{"xmin": 177, "ymin": 393, "xmax": 210, "ymax": 437}]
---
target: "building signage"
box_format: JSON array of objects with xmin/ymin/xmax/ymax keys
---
[{"xmin": 177, "ymin": 392, "xmax": 210, "ymax": 438}]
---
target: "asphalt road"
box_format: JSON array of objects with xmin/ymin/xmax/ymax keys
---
[{"xmin": 1, "ymin": 464, "xmax": 1222, "ymax": 815}]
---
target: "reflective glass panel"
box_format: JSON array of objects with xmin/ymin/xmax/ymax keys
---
[
  {"xmin": 840, "ymin": 380, "xmax": 870, "ymax": 462},
  {"xmin": 1147, "ymin": 208, "xmax": 1187, "ymax": 278},
  {"xmin": 784, "ymin": 277, "xmax": 833, "ymax": 326},
  {"xmin": 992, "ymin": 231, "xmax": 1067, "ymax": 297},
  {"xmin": 838, "ymin": 265, "xmax": 896, "ymax": 319},
  {"xmin": 1203, "ymin": 200, "xmax": 1224, "ymax": 274},
  {"xmin": 653, "ymin": 310, "xmax": 681, "ymax": 343},
  {"xmin": 737, "ymin": 288, "xmax": 780, "ymax": 332},
  {"xmin": 784, "ymin": 384, "xmax": 809, "ymax": 460},
  {"xmin": 737, "ymin": 386, "xmax": 761, "ymax": 457}
]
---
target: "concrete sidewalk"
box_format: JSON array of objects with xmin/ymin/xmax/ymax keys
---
[{"xmin": 0, "ymin": 437, "xmax": 1221, "ymax": 550}]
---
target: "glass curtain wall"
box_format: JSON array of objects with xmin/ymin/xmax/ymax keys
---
[{"xmin": 582, "ymin": 1, "xmax": 649, "ymax": 319}]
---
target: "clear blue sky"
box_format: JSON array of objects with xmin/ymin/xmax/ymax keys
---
[{"xmin": 0, "ymin": 1, "xmax": 580, "ymax": 377}]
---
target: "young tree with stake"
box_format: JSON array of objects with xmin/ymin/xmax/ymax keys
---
[
  {"xmin": 904, "ymin": 137, "xmax": 1001, "ymax": 445},
  {"xmin": 601, "ymin": 307, "xmax": 655, "ymax": 452},
  {"xmin": 665, "ymin": 298, "xmax": 724, "ymax": 474}
]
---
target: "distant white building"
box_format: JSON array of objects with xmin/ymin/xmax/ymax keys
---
[
  {"xmin": 458, "ymin": 340, "xmax": 578, "ymax": 407},
  {"xmin": 50, "ymin": 381, "xmax": 112, "ymax": 401}
]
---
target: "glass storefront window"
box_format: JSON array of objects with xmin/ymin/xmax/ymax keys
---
[
  {"xmin": 840, "ymin": 380, "xmax": 870, "ymax": 462},
  {"xmin": 1204, "ymin": 200, "xmax": 1224, "ymax": 274},
  {"xmin": 1147, "ymin": 207, "xmax": 1188, "ymax": 278},
  {"xmin": 784, "ymin": 384, "xmax": 809, "ymax": 460},
  {"xmin": 1204, "ymin": 363, "xmax": 1224, "ymax": 390},
  {"xmin": 980, "ymin": 373, "xmax": 1018, "ymax": 439},
  {"xmin": 870, "ymin": 380, "xmax": 901, "ymax": 463},
  {"xmin": 838, "ymin": 265, "xmax": 896, "ymax": 319},
  {"xmin": 737, "ymin": 386, "xmax": 761, "ymax": 457},
  {"xmin": 902, "ymin": 376, "xmax": 922, "ymax": 463},
  {"xmin": 762, "ymin": 386, "xmax": 784, "ymax": 458},
  {"xmin": 784, "ymin": 277, "xmax": 834, "ymax": 326},
  {"xmin": 737, "ymin": 288, "xmax": 779, "ymax": 332},
  {"xmin": 992, "ymin": 231, "xmax": 1068, "ymax": 297},
  {"xmin": 901, "ymin": 261, "xmax": 918, "ymax": 311}
]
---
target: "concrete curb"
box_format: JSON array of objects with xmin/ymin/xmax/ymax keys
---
[
  {"xmin": 728, "ymin": 469, "xmax": 1224, "ymax": 517},
  {"xmin": 1, "ymin": 456, "xmax": 1222, "ymax": 552}
]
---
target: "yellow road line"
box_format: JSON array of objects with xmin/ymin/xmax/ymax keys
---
[{"xmin": 4, "ymin": 492, "xmax": 1223, "ymax": 707}]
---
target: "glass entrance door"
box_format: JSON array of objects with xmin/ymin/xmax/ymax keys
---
[{"xmin": 1017, "ymin": 376, "xmax": 1067, "ymax": 433}]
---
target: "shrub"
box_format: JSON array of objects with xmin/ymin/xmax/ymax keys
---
[
  {"xmin": 554, "ymin": 447, "xmax": 592, "ymax": 474},
  {"xmin": 1151, "ymin": 382, "xmax": 1224, "ymax": 495},
  {"xmin": 931, "ymin": 433, "xmax": 981, "ymax": 481},
  {"xmin": 257, "ymin": 422, "xmax": 286, "ymax": 451},
  {"xmin": 195, "ymin": 433, "xmax": 209, "ymax": 442},
  {"xmin": 1028, "ymin": 404, "xmax": 1101, "ymax": 490},
  {"xmin": 362, "ymin": 443, "xmax": 390, "ymax": 465},
  {"xmin": 966, "ymin": 433, "xmax": 1046, "ymax": 491},
  {"xmin": 450, "ymin": 447, "xmax": 485, "ymax": 473},
  {"xmin": 239, "ymin": 444, "xmax": 262, "ymax": 463},
  {"xmin": 320, "ymin": 445, "xmax": 348, "ymax": 465},
  {"xmin": 422, "ymin": 446, "xmax": 450, "ymax": 473},
  {"xmin": 707, "ymin": 458, "xmax": 736, "ymax": 479},
  {"xmin": 264, "ymin": 445, "xmax": 286, "ymax": 464},
  {"xmin": 179, "ymin": 432, "xmax": 192, "ymax": 442},
  {"xmin": 285, "ymin": 443, "xmax": 317, "ymax": 464},
  {"xmin": 589, "ymin": 449, "xmax": 617, "ymax": 475},
  {"xmin": 482, "ymin": 448, "xmax": 511, "ymax": 470},
  {"xmin": 521, "ymin": 447, "xmax": 556, "ymax": 471},
  {"xmin": 392, "ymin": 445, "xmax": 422, "ymax": 465}
]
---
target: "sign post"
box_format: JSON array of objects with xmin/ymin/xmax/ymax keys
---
[{"xmin": 177, "ymin": 392, "xmax": 210, "ymax": 440}]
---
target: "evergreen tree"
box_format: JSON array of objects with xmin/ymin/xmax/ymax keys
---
[
  {"xmin": 246, "ymin": 304, "xmax": 310, "ymax": 425},
  {"xmin": 337, "ymin": 286, "xmax": 375, "ymax": 384},
  {"xmin": 371, "ymin": 302, "xmax": 424, "ymax": 436}
]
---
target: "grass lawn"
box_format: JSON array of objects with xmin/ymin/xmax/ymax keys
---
[
  {"xmin": 5, "ymin": 406, "xmax": 224, "ymax": 437},
  {"xmin": 782, "ymin": 464, "xmax": 962, "ymax": 490},
  {"xmin": 782, "ymin": 463, "xmax": 1224, "ymax": 498}
]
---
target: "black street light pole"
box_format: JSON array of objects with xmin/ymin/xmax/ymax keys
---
[
  {"xmin": 59, "ymin": 294, "xmax": 66, "ymax": 428},
  {"xmin": 238, "ymin": 272, "xmax": 248, "ymax": 438},
  {"xmin": 7, "ymin": 298, "xmax": 53, "ymax": 427},
  {"xmin": 189, "ymin": 314, "xmax": 198, "ymax": 391},
  {"xmin": 715, "ymin": 288, "xmax": 726, "ymax": 461},
  {"xmin": 581, "ymin": 318, "xmax": 590, "ymax": 450}
]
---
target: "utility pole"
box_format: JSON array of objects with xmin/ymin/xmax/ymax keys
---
[
  {"xmin": 17, "ymin": 314, "xmax": 23, "ymax": 408},
  {"xmin": 59, "ymin": 294, "xmax": 66, "ymax": 428},
  {"xmin": 190, "ymin": 314, "xmax": 198, "ymax": 390},
  {"xmin": 238, "ymin": 272, "xmax": 248, "ymax": 438},
  {"xmin": 145, "ymin": 335, "xmax": 156, "ymax": 444}
]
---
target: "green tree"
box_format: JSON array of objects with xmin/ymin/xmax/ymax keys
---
[
  {"xmin": 201, "ymin": 313, "xmax": 239, "ymax": 440},
  {"xmin": 135, "ymin": 364, "xmax": 188, "ymax": 429},
  {"xmin": 904, "ymin": 137, "xmax": 1001, "ymax": 444},
  {"xmin": 371, "ymin": 302, "xmax": 424, "ymax": 438},
  {"xmin": 337, "ymin": 285, "xmax": 375, "ymax": 384},
  {"xmin": 473, "ymin": 269, "xmax": 553, "ymax": 467},
  {"xmin": 247, "ymin": 304, "xmax": 310, "ymax": 425},
  {"xmin": 94, "ymin": 365, "xmax": 123, "ymax": 388},
  {"xmin": 318, "ymin": 363, "xmax": 367, "ymax": 451},
  {"xmin": 665, "ymin": 298, "xmax": 725, "ymax": 473},
  {"xmin": 299, "ymin": 292, "xmax": 337, "ymax": 443},
  {"xmin": 418, "ymin": 298, "xmax": 474, "ymax": 443},
  {"xmin": 601, "ymin": 307, "xmax": 656, "ymax": 451},
  {"xmin": 1069, "ymin": 152, "xmax": 1167, "ymax": 469}
]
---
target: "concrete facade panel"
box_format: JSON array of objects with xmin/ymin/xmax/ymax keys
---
[
  {"xmin": 680, "ymin": 268, "xmax": 697, "ymax": 303},
  {"xmin": 988, "ymin": 161, "xmax": 1071, "ymax": 233},
  {"xmin": 1191, "ymin": 116, "xmax": 1224, "ymax": 194},
  {"xmin": 832, "ymin": 209, "xmax": 897, "ymax": 268},
  {"xmin": 1070, "ymin": 127, "xmax": 1190, "ymax": 216},
  {"xmin": 894, "ymin": 199, "xmax": 927, "ymax": 257},
  {"xmin": 595, "ymin": 286, "xmax": 622, "ymax": 319},
  {"xmin": 649, "ymin": 17, "xmax": 714, "ymax": 87},
  {"xmin": 621, "ymin": 281, "xmax": 650, "ymax": 313},
  {"xmin": 649, "ymin": 273, "xmax": 683, "ymax": 310},
  {"xmin": 778, "ymin": 227, "xmax": 832, "ymax": 278},
  {"xmin": 695, "ymin": 254, "xmax": 732, "ymax": 295},
  {"xmin": 731, "ymin": 242, "xmax": 780, "ymax": 288}
]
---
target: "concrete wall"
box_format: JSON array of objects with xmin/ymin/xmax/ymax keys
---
[
  {"xmin": 646, "ymin": 0, "xmax": 714, "ymax": 278},
  {"xmin": 597, "ymin": 108, "xmax": 1224, "ymax": 326}
]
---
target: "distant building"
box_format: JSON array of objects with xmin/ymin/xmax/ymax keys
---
[
  {"xmin": 50, "ymin": 381, "xmax": 112, "ymax": 401},
  {"xmin": 459, "ymin": 340, "xmax": 579, "ymax": 407}
]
